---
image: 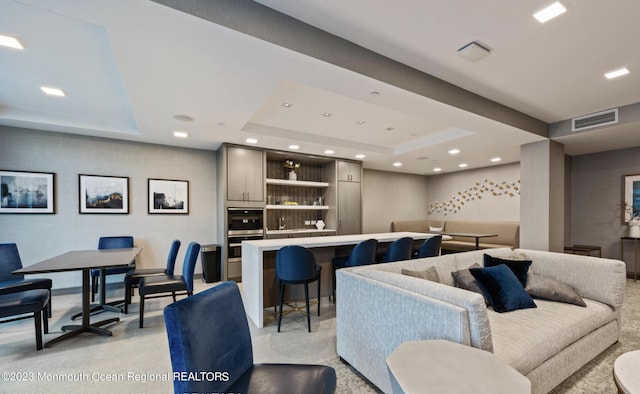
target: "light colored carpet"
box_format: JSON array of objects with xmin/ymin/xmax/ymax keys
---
[{"xmin": 0, "ymin": 279, "xmax": 638, "ymax": 393}]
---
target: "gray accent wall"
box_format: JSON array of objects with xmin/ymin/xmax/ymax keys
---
[
  {"xmin": 362, "ymin": 169, "xmax": 429, "ymax": 233},
  {"xmin": 0, "ymin": 126, "xmax": 218, "ymax": 289},
  {"xmin": 570, "ymin": 146, "xmax": 640, "ymax": 272}
]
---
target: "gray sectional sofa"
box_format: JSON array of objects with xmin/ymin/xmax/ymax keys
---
[{"xmin": 336, "ymin": 248, "xmax": 626, "ymax": 394}]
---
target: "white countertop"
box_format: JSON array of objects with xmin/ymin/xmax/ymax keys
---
[
  {"xmin": 244, "ymin": 231, "xmax": 444, "ymax": 251},
  {"xmin": 265, "ymin": 229, "xmax": 336, "ymax": 235}
]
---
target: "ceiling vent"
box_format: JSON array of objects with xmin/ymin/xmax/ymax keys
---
[{"xmin": 572, "ymin": 108, "xmax": 619, "ymax": 132}]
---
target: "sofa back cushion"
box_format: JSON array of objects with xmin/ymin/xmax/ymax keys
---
[{"xmin": 391, "ymin": 220, "xmax": 444, "ymax": 233}]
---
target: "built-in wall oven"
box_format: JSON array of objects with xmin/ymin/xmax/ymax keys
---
[{"xmin": 226, "ymin": 208, "xmax": 264, "ymax": 279}]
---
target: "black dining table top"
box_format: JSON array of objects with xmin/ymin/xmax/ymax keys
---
[{"xmin": 14, "ymin": 248, "xmax": 141, "ymax": 275}]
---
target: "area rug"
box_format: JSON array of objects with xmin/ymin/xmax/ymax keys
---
[{"xmin": 322, "ymin": 279, "xmax": 640, "ymax": 393}]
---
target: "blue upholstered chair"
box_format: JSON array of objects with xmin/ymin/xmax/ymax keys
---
[
  {"xmin": 415, "ymin": 235, "xmax": 442, "ymax": 258},
  {"xmin": 123, "ymin": 239, "xmax": 180, "ymax": 314},
  {"xmin": 90, "ymin": 236, "xmax": 135, "ymax": 303},
  {"xmin": 164, "ymin": 281, "xmax": 336, "ymax": 394},
  {"xmin": 331, "ymin": 239, "xmax": 378, "ymax": 302},
  {"xmin": 0, "ymin": 289, "xmax": 50, "ymax": 350},
  {"xmin": 275, "ymin": 245, "xmax": 322, "ymax": 333},
  {"xmin": 138, "ymin": 242, "xmax": 200, "ymax": 328},
  {"xmin": 379, "ymin": 237, "xmax": 414, "ymax": 263},
  {"xmin": 0, "ymin": 243, "xmax": 53, "ymax": 317}
]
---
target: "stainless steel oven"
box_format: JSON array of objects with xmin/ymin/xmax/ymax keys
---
[{"xmin": 226, "ymin": 209, "xmax": 264, "ymax": 279}]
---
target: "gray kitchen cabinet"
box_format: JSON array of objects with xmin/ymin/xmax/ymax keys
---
[
  {"xmin": 338, "ymin": 160, "xmax": 362, "ymax": 182},
  {"xmin": 338, "ymin": 176, "xmax": 362, "ymax": 235},
  {"xmin": 227, "ymin": 146, "xmax": 264, "ymax": 204}
]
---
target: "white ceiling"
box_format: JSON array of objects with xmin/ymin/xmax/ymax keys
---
[{"xmin": 1, "ymin": 0, "xmax": 639, "ymax": 175}]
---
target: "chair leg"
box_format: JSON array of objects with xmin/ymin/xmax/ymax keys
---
[
  {"xmin": 34, "ymin": 311, "xmax": 43, "ymax": 351},
  {"xmin": 124, "ymin": 282, "xmax": 131, "ymax": 314},
  {"xmin": 47, "ymin": 289, "xmax": 52, "ymax": 318},
  {"xmin": 43, "ymin": 304, "xmax": 49, "ymax": 334},
  {"xmin": 304, "ymin": 283, "xmax": 311, "ymax": 333},
  {"xmin": 277, "ymin": 282, "xmax": 285, "ymax": 332},
  {"xmin": 172, "ymin": 292, "xmax": 177, "ymax": 302},
  {"xmin": 317, "ymin": 275, "xmax": 321, "ymax": 316},
  {"xmin": 139, "ymin": 295, "xmax": 145, "ymax": 328}
]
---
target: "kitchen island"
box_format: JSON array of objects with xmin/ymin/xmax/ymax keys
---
[{"xmin": 241, "ymin": 232, "xmax": 444, "ymax": 328}]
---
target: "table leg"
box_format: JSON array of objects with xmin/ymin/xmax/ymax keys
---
[
  {"xmin": 44, "ymin": 269, "xmax": 120, "ymax": 348},
  {"xmin": 635, "ymin": 239, "xmax": 638, "ymax": 282},
  {"xmin": 475, "ymin": 237, "xmax": 480, "ymax": 250},
  {"xmin": 70, "ymin": 268, "xmax": 123, "ymax": 320}
]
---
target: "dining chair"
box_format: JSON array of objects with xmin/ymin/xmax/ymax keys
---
[
  {"xmin": 123, "ymin": 239, "xmax": 180, "ymax": 314},
  {"xmin": 415, "ymin": 235, "xmax": 443, "ymax": 258},
  {"xmin": 378, "ymin": 237, "xmax": 414, "ymax": 263},
  {"xmin": 0, "ymin": 243, "xmax": 53, "ymax": 317},
  {"xmin": 331, "ymin": 239, "xmax": 378, "ymax": 302},
  {"xmin": 275, "ymin": 245, "xmax": 322, "ymax": 332},
  {"xmin": 0, "ymin": 289, "xmax": 50, "ymax": 350},
  {"xmin": 164, "ymin": 281, "xmax": 336, "ymax": 394},
  {"xmin": 90, "ymin": 236, "xmax": 135, "ymax": 303},
  {"xmin": 138, "ymin": 242, "xmax": 200, "ymax": 328}
]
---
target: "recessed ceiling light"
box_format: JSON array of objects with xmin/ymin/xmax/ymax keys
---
[
  {"xmin": 173, "ymin": 114, "xmax": 194, "ymax": 122},
  {"xmin": 393, "ymin": 162, "xmax": 402, "ymax": 167},
  {"xmin": 289, "ymin": 144, "xmax": 299, "ymax": 150},
  {"xmin": 410, "ymin": 132, "xmax": 419, "ymax": 136},
  {"xmin": 433, "ymin": 168, "xmax": 443, "ymax": 172},
  {"xmin": 173, "ymin": 131, "xmax": 188, "ymax": 138},
  {"xmin": 491, "ymin": 157, "xmax": 502, "ymax": 162},
  {"xmin": 355, "ymin": 154, "xmax": 366, "ymax": 159},
  {"xmin": 324, "ymin": 149, "xmax": 335, "ymax": 155},
  {"xmin": 533, "ymin": 2, "xmax": 566, "ymax": 23},
  {"xmin": 356, "ymin": 120, "xmax": 366, "ymax": 125},
  {"xmin": 385, "ymin": 127, "xmax": 394, "ymax": 131},
  {"xmin": 322, "ymin": 112, "xmax": 332, "ymax": 117},
  {"xmin": 40, "ymin": 86, "xmax": 65, "ymax": 97},
  {"xmin": 370, "ymin": 91, "xmax": 380, "ymax": 96},
  {"xmin": 281, "ymin": 102, "xmax": 293, "ymax": 108},
  {"xmin": 605, "ymin": 67, "xmax": 630, "ymax": 79},
  {"xmin": 246, "ymin": 138, "xmax": 258, "ymax": 144},
  {"xmin": 458, "ymin": 163, "xmax": 468, "ymax": 168},
  {"xmin": 448, "ymin": 149, "xmax": 461, "ymax": 155},
  {"xmin": 0, "ymin": 34, "xmax": 24, "ymax": 50},
  {"xmin": 217, "ymin": 122, "xmax": 226, "ymax": 127}
]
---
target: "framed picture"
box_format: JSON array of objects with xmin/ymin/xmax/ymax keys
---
[
  {"xmin": 148, "ymin": 178, "xmax": 189, "ymax": 214},
  {"xmin": 79, "ymin": 174, "xmax": 129, "ymax": 214},
  {"xmin": 0, "ymin": 170, "xmax": 55, "ymax": 214},
  {"xmin": 622, "ymin": 173, "xmax": 640, "ymax": 223}
]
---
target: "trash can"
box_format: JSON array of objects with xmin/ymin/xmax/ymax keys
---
[{"xmin": 201, "ymin": 244, "xmax": 221, "ymax": 283}]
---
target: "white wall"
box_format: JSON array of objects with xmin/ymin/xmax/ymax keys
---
[
  {"xmin": 426, "ymin": 163, "xmax": 520, "ymax": 222},
  {"xmin": 0, "ymin": 126, "xmax": 218, "ymax": 290}
]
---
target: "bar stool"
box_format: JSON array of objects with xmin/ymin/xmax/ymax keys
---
[{"xmin": 276, "ymin": 245, "xmax": 321, "ymax": 332}]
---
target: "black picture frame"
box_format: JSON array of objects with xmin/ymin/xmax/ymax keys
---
[
  {"xmin": 79, "ymin": 174, "xmax": 129, "ymax": 214},
  {"xmin": 622, "ymin": 173, "xmax": 640, "ymax": 224},
  {"xmin": 0, "ymin": 170, "xmax": 55, "ymax": 214},
  {"xmin": 148, "ymin": 178, "xmax": 189, "ymax": 214}
]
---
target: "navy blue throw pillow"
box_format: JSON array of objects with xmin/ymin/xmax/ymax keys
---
[
  {"xmin": 483, "ymin": 254, "xmax": 532, "ymax": 288},
  {"xmin": 470, "ymin": 264, "xmax": 537, "ymax": 313}
]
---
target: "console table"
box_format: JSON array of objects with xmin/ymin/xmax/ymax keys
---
[
  {"xmin": 387, "ymin": 340, "xmax": 530, "ymax": 393},
  {"xmin": 620, "ymin": 237, "xmax": 640, "ymax": 281},
  {"xmin": 564, "ymin": 244, "xmax": 602, "ymax": 257}
]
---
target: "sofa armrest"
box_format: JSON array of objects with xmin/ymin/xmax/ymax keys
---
[
  {"xmin": 336, "ymin": 269, "xmax": 473, "ymax": 394},
  {"xmin": 516, "ymin": 249, "xmax": 626, "ymax": 308}
]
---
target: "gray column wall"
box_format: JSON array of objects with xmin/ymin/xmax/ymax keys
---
[{"xmin": 520, "ymin": 140, "xmax": 565, "ymax": 251}]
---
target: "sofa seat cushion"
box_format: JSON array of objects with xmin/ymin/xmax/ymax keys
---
[{"xmin": 489, "ymin": 298, "xmax": 617, "ymax": 376}]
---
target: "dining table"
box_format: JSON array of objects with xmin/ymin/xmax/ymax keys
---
[
  {"xmin": 13, "ymin": 247, "xmax": 141, "ymax": 348},
  {"xmin": 438, "ymin": 232, "xmax": 498, "ymax": 250}
]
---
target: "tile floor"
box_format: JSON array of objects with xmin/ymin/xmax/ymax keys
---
[{"xmin": 0, "ymin": 279, "xmax": 350, "ymax": 393}]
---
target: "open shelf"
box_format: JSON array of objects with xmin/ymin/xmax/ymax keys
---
[
  {"xmin": 266, "ymin": 178, "xmax": 329, "ymax": 187},
  {"xmin": 266, "ymin": 205, "xmax": 329, "ymax": 210}
]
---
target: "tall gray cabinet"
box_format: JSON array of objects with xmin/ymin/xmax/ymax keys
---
[
  {"xmin": 226, "ymin": 145, "xmax": 264, "ymax": 205},
  {"xmin": 337, "ymin": 160, "xmax": 362, "ymax": 235}
]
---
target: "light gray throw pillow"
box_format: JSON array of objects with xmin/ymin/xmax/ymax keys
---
[
  {"xmin": 402, "ymin": 266, "xmax": 440, "ymax": 282},
  {"xmin": 525, "ymin": 273, "xmax": 586, "ymax": 307},
  {"xmin": 451, "ymin": 263, "xmax": 489, "ymax": 305}
]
